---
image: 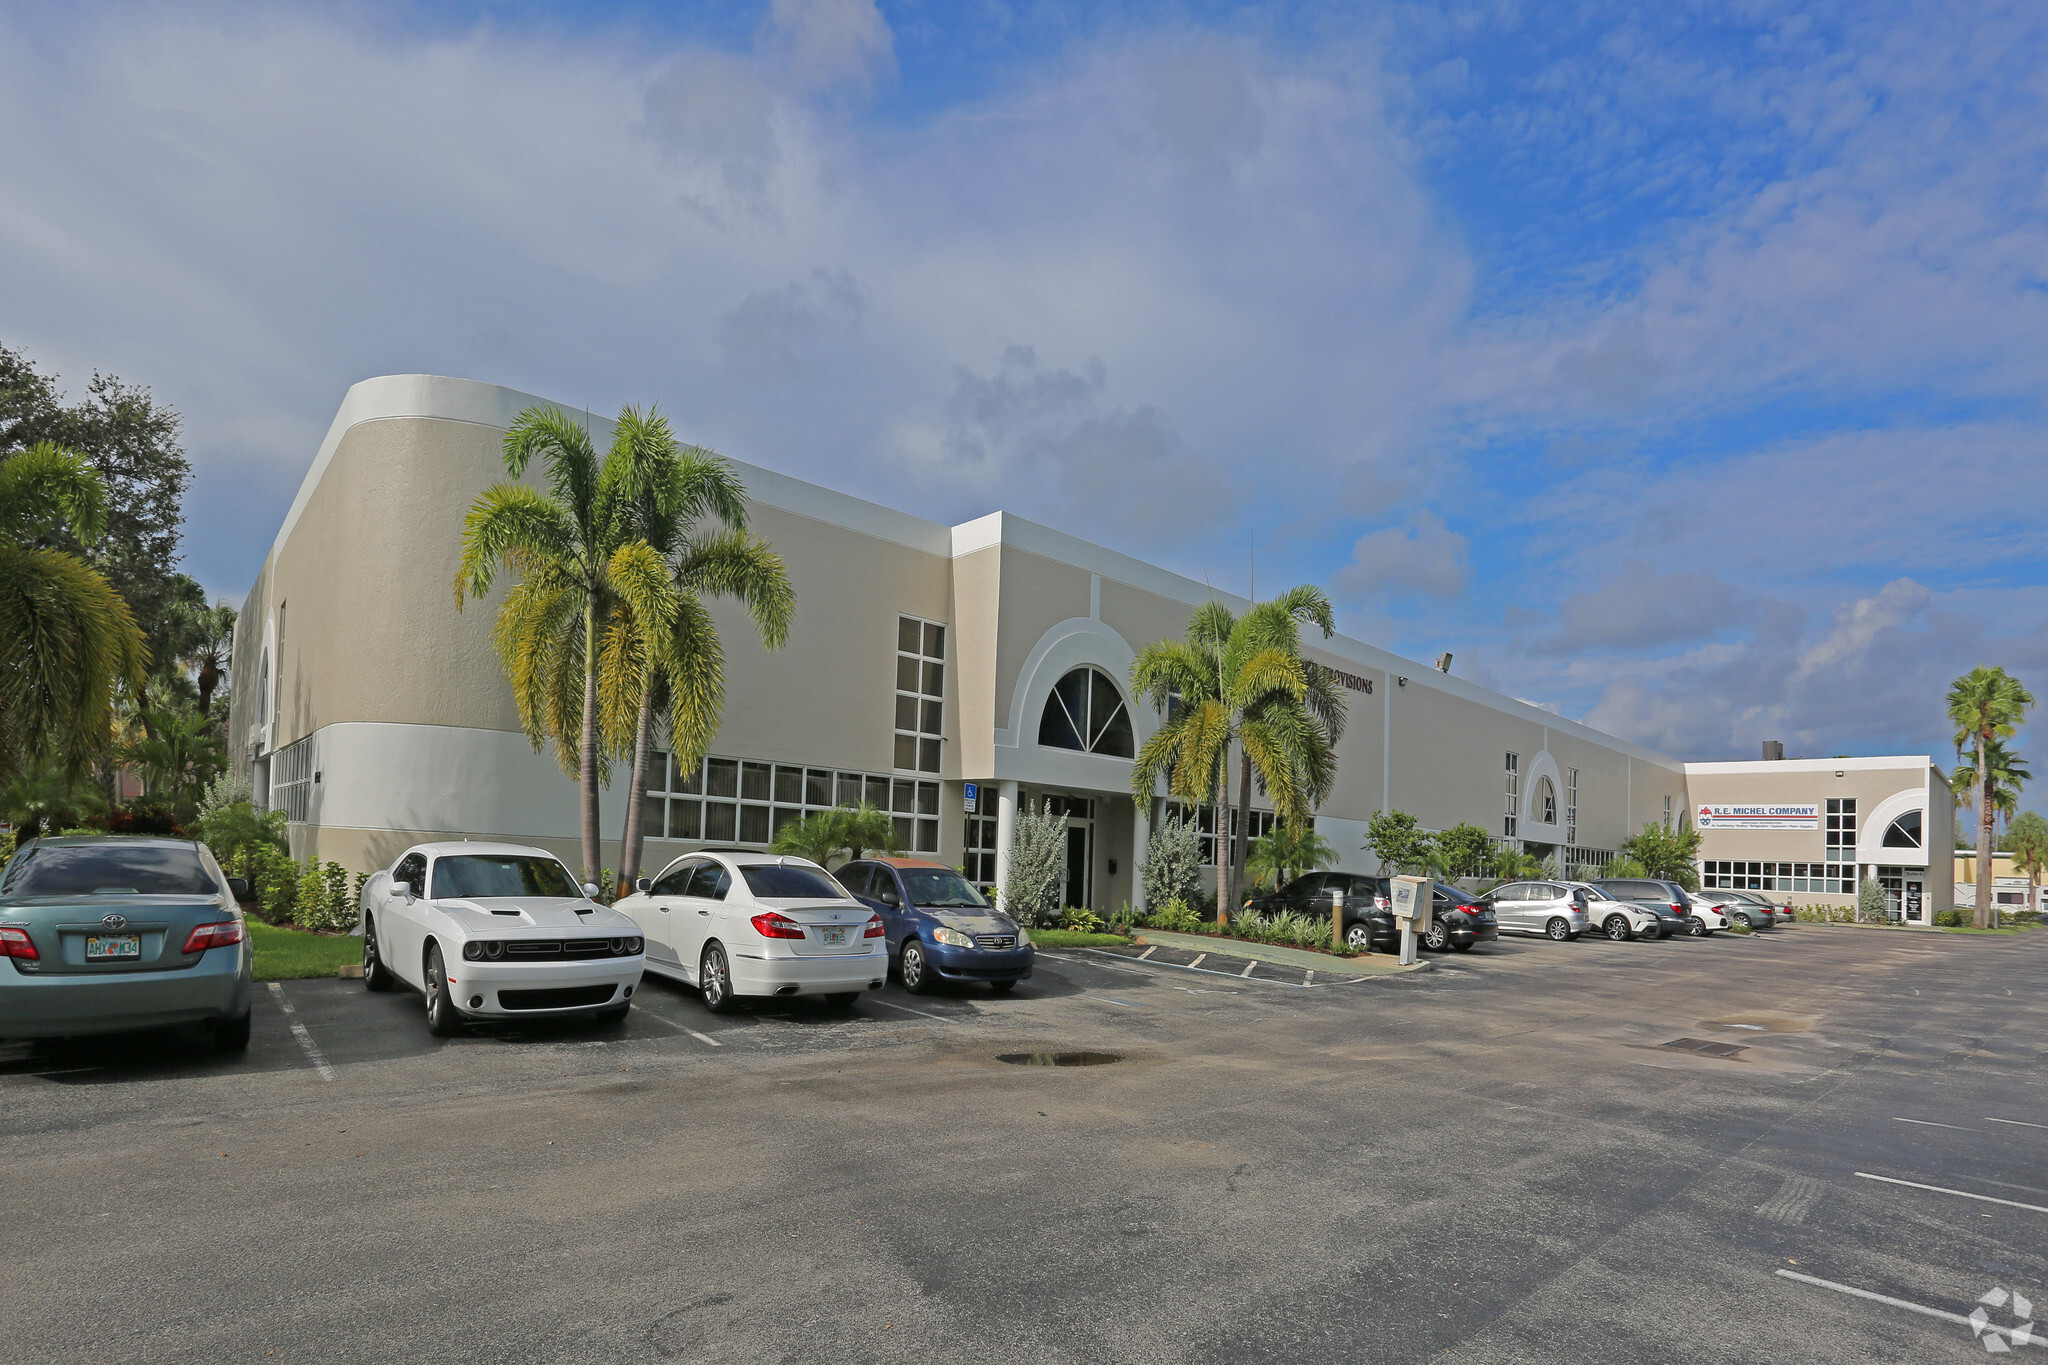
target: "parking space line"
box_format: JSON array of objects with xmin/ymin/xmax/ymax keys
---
[
  {"xmin": 1857, "ymin": 1172, "xmax": 2048, "ymax": 1213},
  {"xmin": 1893, "ymin": 1117, "xmax": 1976, "ymax": 1131},
  {"xmin": 1240, "ymin": 961, "xmax": 1256, "ymax": 977},
  {"xmin": 865, "ymin": 999, "xmax": 955, "ymax": 1022},
  {"xmin": 628, "ymin": 1008, "xmax": 725, "ymax": 1048},
  {"xmin": 1774, "ymin": 1269, "xmax": 2044, "ymax": 1348},
  {"xmin": 683, "ymin": 1027, "xmax": 723, "ymax": 1047},
  {"xmin": 1088, "ymin": 995, "xmax": 1141, "ymax": 1008},
  {"xmin": 1988, "ymin": 1118, "xmax": 2048, "ymax": 1130},
  {"xmin": 1188, "ymin": 954, "xmax": 1206, "ymax": 967},
  {"xmin": 266, "ymin": 982, "xmax": 336, "ymax": 1083},
  {"xmin": 1137, "ymin": 946, "xmax": 1157, "ymax": 960},
  {"xmin": 1074, "ymin": 948, "xmax": 1312, "ymax": 988}
]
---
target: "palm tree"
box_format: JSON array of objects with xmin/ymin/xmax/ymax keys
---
[
  {"xmin": 0, "ymin": 441, "xmax": 148, "ymax": 780},
  {"xmin": 183, "ymin": 599, "xmax": 237, "ymax": 716},
  {"xmin": 597, "ymin": 413, "xmax": 792, "ymax": 890},
  {"xmin": 457, "ymin": 406, "xmax": 682, "ymax": 884},
  {"xmin": 767, "ymin": 805, "xmax": 902, "ymax": 870},
  {"xmin": 118, "ymin": 706, "xmax": 224, "ymax": 805},
  {"xmin": 1246, "ymin": 821, "xmax": 1337, "ymax": 890},
  {"xmin": 2014, "ymin": 837, "xmax": 2045, "ymax": 922},
  {"xmin": 1130, "ymin": 589, "xmax": 1345, "ymax": 917},
  {"xmin": 1948, "ymin": 667, "xmax": 2035, "ymax": 928}
]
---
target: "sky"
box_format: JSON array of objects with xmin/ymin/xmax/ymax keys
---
[{"xmin": 2, "ymin": 0, "xmax": 2044, "ymax": 777}]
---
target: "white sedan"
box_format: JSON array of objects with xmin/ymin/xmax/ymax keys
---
[
  {"xmin": 1681, "ymin": 891, "xmax": 1735, "ymax": 935},
  {"xmin": 359, "ymin": 842, "xmax": 645, "ymax": 1036},
  {"xmin": 615, "ymin": 851, "xmax": 885, "ymax": 1012}
]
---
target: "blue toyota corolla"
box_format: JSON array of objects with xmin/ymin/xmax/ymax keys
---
[
  {"xmin": 0, "ymin": 836, "xmax": 254, "ymax": 1052},
  {"xmin": 835, "ymin": 857, "xmax": 1032, "ymax": 994}
]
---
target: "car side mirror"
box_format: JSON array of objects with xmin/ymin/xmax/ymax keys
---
[
  {"xmin": 877, "ymin": 887, "xmax": 900, "ymax": 908},
  {"xmin": 582, "ymin": 881, "xmax": 601, "ymax": 898},
  {"xmin": 634, "ymin": 877, "xmax": 651, "ymax": 893},
  {"xmin": 392, "ymin": 879, "xmax": 414, "ymax": 901},
  {"xmin": 226, "ymin": 877, "xmax": 250, "ymax": 900}
]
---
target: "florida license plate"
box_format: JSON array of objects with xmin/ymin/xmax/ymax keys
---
[
  {"xmin": 820, "ymin": 927, "xmax": 849, "ymax": 946},
  {"xmin": 86, "ymin": 935, "xmax": 141, "ymax": 960}
]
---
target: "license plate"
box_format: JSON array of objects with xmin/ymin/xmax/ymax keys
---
[
  {"xmin": 86, "ymin": 935, "xmax": 141, "ymax": 960},
  {"xmin": 820, "ymin": 927, "xmax": 849, "ymax": 946}
]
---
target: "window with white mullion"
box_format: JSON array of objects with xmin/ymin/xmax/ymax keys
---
[{"xmin": 895, "ymin": 615, "xmax": 946, "ymax": 774}]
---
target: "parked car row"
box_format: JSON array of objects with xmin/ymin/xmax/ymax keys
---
[{"xmin": 1248, "ymin": 871, "xmax": 1797, "ymax": 950}]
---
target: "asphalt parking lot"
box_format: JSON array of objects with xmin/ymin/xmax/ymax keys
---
[{"xmin": 5, "ymin": 925, "xmax": 2044, "ymax": 1364}]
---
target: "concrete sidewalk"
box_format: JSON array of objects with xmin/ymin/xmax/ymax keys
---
[{"xmin": 1130, "ymin": 928, "xmax": 1432, "ymax": 977}]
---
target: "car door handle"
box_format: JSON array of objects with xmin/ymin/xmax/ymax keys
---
[
  {"xmin": 659, "ymin": 905, "xmax": 670, "ymax": 913},
  {"xmin": 697, "ymin": 909, "xmax": 710, "ymax": 916}
]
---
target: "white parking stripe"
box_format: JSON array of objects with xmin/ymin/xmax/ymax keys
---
[
  {"xmin": 683, "ymin": 1027, "xmax": 723, "ymax": 1047},
  {"xmin": 865, "ymin": 998, "xmax": 953, "ymax": 1022},
  {"xmin": 266, "ymin": 982, "xmax": 336, "ymax": 1083},
  {"xmin": 629, "ymin": 1008, "xmax": 724, "ymax": 1047},
  {"xmin": 1893, "ymin": 1117, "xmax": 1975, "ymax": 1131},
  {"xmin": 1188, "ymin": 954, "xmax": 1206, "ymax": 967},
  {"xmin": 1774, "ymin": 1270, "xmax": 2044, "ymax": 1348},
  {"xmin": 1089, "ymin": 995, "xmax": 1141, "ymax": 1008},
  {"xmin": 1988, "ymin": 1117, "xmax": 2048, "ymax": 1130},
  {"xmin": 1137, "ymin": 946, "xmax": 1157, "ymax": 960},
  {"xmin": 1240, "ymin": 961, "xmax": 1256, "ymax": 977},
  {"xmin": 1857, "ymin": 1172, "xmax": 2048, "ymax": 1213}
]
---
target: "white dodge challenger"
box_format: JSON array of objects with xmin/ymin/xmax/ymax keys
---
[{"xmin": 359, "ymin": 842, "xmax": 645, "ymax": 1036}]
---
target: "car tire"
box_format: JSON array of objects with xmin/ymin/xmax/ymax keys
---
[
  {"xmin": 988, "ymin": 980, "xmax": 1017, "ymax": 994},
  {"xmin": 1345, "ymin": 922, "xmax": 1374, "ymax": 952},
  {"xmin": 1687, "ymin": 918, "xmax": 1708, "ymax": 937},
  {"xmin": 1604, "ymin": 915, "xmax": 1632, "ymax": 942},
  {"xmin": 424, "ymin": 945, "xmax": 463, "ymax": 1037},
  {"xmin": 1423, "ymin": 921, "xmax": 1449, "ymax": 952},
  {"xmin": 1545, "ymin": 918, "xmax": 1571, "ymax": 941},
  {"xmin": 823, "ymin": 992, "xmax": 860, "ymax": 1008},
  {"xmin": 214, "ymin": 1011, "xmax": 252, "ymax": 1053},
  {"xmin": 362, "ymin": 917, "xmax": 395, "ymax": 992},
  {"xmin": 699, "ymin": 944, "xmax": 738, "ymax": 1015},
  {"xmin": 900, "ymin": 939, "xmax": 935, "ymax": 994}
]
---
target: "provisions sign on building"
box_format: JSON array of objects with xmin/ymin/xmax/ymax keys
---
[{"xmin": 1696, "ymin": 803, "xmax": 1819, "ymax": 830}]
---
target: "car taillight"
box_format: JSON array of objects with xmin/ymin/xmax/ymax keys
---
[
  {"xmin": 182, "ymin": 921, "xmax": 244, "ymax": 954},
  {"xmin": 1459, "ymin": 904, "xmax": 1482, "ymax": 916},
  {"xmin": 863, "ymin": 914, "xmax": 885, "ymax": 938},
  {"xmin": 1670, "ymin": 904, "xmax": 1685, "ymax": 915},
  {"xmin": 750, "ymin": 912, "xmax": 807, "ymax": 940},
  {"xmin": 0, "ymin": 927, "xmax": 39, "ymax": 960}
]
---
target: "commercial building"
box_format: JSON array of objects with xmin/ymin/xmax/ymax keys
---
[
  {"xmin": 227, "ymin": 375, "xmax": 1697, "ymax": 905},
  {"xmin": 1684, "ymin": 757, "xmax": 1956, "ymax": 923}
]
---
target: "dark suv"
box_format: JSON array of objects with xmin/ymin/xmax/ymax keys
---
[
  {"xmin": 1591, "ymin": 879, "xmax": 1700, "ymax": 937},
  {"xmin": 1245, "ymin": 872, "xmax": 1391, "ymax": 951}
]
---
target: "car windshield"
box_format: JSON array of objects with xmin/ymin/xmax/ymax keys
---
[
  {"xmin": 1578, "ymin": 886, "xmax": 1609, "ymax": 900},
  {"xmin": 899, "ymin": 869, "xmax": 989, "ymax": 909},
  {"xmin": 740, "ymin": 865, "xmax": 848, "ymax": 899},
  {"xmin": 431, "ymin": 855, "xmax": 580, "ymax": 899},
  {"xmin": 1, "ymin": 842, "xmax": 216, "ymax": 897}
]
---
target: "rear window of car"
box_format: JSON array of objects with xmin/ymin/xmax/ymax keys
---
[
  {"xmin": 2, "ymin": 842, "xmax": 216, "ymax": 897},
  {"xmin": 740, "ymin": 865, "xmax": 847, "ymax": 899},
  {"xmin": 431, "ymin": 855, "xmax": 580, "ymax": 899}
]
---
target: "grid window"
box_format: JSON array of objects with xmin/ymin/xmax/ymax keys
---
[
  {"xmin": 272, "ymin": 737, "xmax": 314, "ymax": 823},
  {"xmin": 1825, "ymin": 798, "xmax": 1857, "ymax": 865},
  {"xmin": 643, "ymin": 751, "xmax": 940, "ymax": 853},
  {"xmin": 1663, "ymin": 794, "xmax": 1674, "ymax": 830},
  {"xmin": 966, "ymin": 817, "xmax": 999, "ymax": 888},
  {"xmin": 1700, "ymin": 859, "xmax": 1854, "ymax": 895},
  {"xmin": 896, "ymin": 615, "xmax": 946, "ymax": 774},
  {"xmin": 1159, "ymin": 800, "xmax": 1275, "ymax": 867},
  {"xmin": 1504, "ymin": 753, "xmax": 1520, "ymax": 839},
  {"xmin": 1566, "ymin": 768, "xmax": 1578, "ymax": 847}
]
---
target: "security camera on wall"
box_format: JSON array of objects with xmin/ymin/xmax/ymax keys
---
[{"xmin": 1435, "ymin": 653, "xmax": 1453, "ymax": 674}]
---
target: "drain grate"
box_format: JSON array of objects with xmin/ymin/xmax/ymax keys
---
[
  {"xmin": 997, "ymin": 1051, "xmax": 1123, "ymax": 1067},
  {"xmin": 1663, "ymin": 1037, "xmax": 1747, "ymax": 1058}
]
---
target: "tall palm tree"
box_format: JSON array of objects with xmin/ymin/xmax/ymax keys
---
[
  {"xmin": 1948, "ymin": 667, "xmax": 2035, "ymax": 928},
  {"xmin": 596, "ymin": 414, "xmax": 792, "ymax": 889},
  {"xmin": 1246, "ymin": 820, "xmax": 1337, "ymax": 890},
  {"xmin": 457, "ymin": 406, "xmax": 681, "ymax": 884},
  {"xmin": 1130, "ymin": 588, "xmax": 1345, "ymax": 916},
  {"xmin": 182, "ymin": 599, "xmax": 237, "ymax": 716},
  {"xmin": 0, "ymin": 441, "xmax": 148, "ymax": 780}
]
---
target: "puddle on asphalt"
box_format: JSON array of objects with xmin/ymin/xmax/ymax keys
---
[{"xmin": 997, "ymin": 1051, "xmax": 1123, "ymax": 1067}]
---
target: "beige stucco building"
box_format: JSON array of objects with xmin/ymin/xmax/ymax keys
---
[
  {"xmin": 1684, "ymin": 757, "xmax": 1956, "ymax": 922},
  {"xmin": 232, "ymin": 374, "xmax": 1901, "ymax": 913}
]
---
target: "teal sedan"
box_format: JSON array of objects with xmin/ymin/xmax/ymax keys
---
[{"xmin": 0, "ymin": 837, "xmax": 254, "ymax": 1052}]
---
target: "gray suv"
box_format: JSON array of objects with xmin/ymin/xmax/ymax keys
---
[
  {"xmin": 1591, "ymin": 879, "xmax": 1700, "ymax": 937},
  {"xmin": 1481, "ymin": 882, "xmax": 1590, "ymax": 941}
]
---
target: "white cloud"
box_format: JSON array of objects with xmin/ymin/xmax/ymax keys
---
[{"xmin": 1335, "ymin": 510, "xmax": 1468, "ymax": 602}]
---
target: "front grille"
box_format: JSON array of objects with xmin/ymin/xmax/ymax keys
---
[
  {"xmin": 503, "ymin": 939, "xmax": 615, "ymax": 960},
  {"xmin": 498, "ymin": 985, "xmax": 617, "ymax": 1011},
  {"xmin": 975, "ymin": 934, "xmax": 1017, "ymax": 950}
]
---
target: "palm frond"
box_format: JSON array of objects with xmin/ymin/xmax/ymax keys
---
[
  {"xmin": 675, "ymin": 529, "xmax": 795, "ymax": 649},
  {"xmin": 456, "ymin": 484, "xmax": 581, "ymax": 605}
]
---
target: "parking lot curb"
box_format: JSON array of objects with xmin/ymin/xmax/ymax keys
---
[
  {"xmin": 336, "ymin": 963, "xmax": 365, "ymax": 978},
  {"xmin": 1131, "ymin": 930, "xmax": 1432, "ymax": 977}
]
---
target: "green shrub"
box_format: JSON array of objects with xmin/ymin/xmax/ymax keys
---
[
  {"xmin": 1856, "ymin": 877, "xmax": 1889, "ymax": 923},
  {"xmin": 251, "ymin": 843, "xmax": 298, "ymax": 923},
  {"xmin": 1003, "ymin": 801, "xmax": 1068, "ymax": 927},
  {"xmin": 1141, "ymin": 815, "xmax": 1205, "ymax": 916},
  {"xmin": 1147, "ymin": 896, "xmax": 1204, "ymax": 933},
  {"xmin": 1061, "ymin": 906, "xmax": 1104, "ymax": 934}
]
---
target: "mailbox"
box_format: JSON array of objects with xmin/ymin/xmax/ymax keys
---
[{"xmin": 1390, "ymin": 874, "xmax": 1430, "ymax": 928}]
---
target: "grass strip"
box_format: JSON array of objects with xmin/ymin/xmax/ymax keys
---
[
  {"xmin": 249, "ymin": 919, "xmax": 360, "ymax": 981},
  {"xmin": 1029, "ymin": 929, "xmax": 1135, "ymax": 948}
]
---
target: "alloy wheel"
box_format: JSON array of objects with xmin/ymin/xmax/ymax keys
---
[
  {"xmin": 1547, "ymin": 918, "xmax": 1570, "ymax": 941},
  {"xmin": 1346, "ymin": 924, "xmax": 1372, "ymax": 951},
  {"xmin": 702, "ymin": 947, "xmax": 728, "ymax": 1008}
]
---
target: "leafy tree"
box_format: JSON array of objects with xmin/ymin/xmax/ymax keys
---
[
  {"xmin": 1003, "ymin": 800, "xmax": 1068, "ymax": 926},
  {"xmin": 0, "ymin": 441, "xmax": 148, "ymax": 780},
  {"xmin": 1247, "ymin": 820, "xmax": 1336, "ymax": 890},
  {"xmin": 1364, "ymin": 810, "xmax": 1432, "ymax": 873},
  {"xmin": 1947, "ymin": 666, "xmax": 2035, "ymax": 928},
  {"xmin": 456, "ymin": 405, "xmax": 682, "ymax": 884},
  {"xmin": 1141, "ymin": 813, "xmax": 1205, "ymax": 913},
  {"xmin": 2001, "ymin": 809, "xmax": 2048, "ymax": 853},
  {"xmin": 1621, "ymin": 820, "xmax": 1703, "ymax": 887},
  {"xmin": 1603, "ymin": 855, "xmax": 1648, "ymax": 879},
  {"xmin": 0, "ymin": 764, "xmax": 109, "ymax": 840},
  {"xmin": 1433, "ymin": 823, "xmax": 1495, "ymax": 880},
  {"xmin": 196, "ymin": 799, "xmax": 289, "ymax": 885},
  {"xmin": 117, "ymin": 705, "xmax": 224, "ymax": 807},
  {"xmin": 1130, "ymin": 588, "xmax": 1345, "ymax": 916},
  {"xmin": 596, "ymin": 411, "xmax": 793, "ymax": 890},
  {"xmin": 767, "ymin": 804, "xmax": 901, "ymax": 869}
]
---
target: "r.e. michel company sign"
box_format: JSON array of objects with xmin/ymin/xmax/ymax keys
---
[{"xmin": 1696, "ymin": 804, "xmax": 1819, "ymax": 830}]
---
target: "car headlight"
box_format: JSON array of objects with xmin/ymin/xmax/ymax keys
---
[
  {"xmin": 931, "ymin": 926, "xmax": 974, "ymax": 948},
  {"xmin": 1018, "ymin": 928, "xmax": 1031, "ymax": 947},
  {"xmin": 462, "ymin": 941, "xmax": 483, "ymax": 961}
]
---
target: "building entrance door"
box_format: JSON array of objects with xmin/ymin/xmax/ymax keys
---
[
  {"xmin": 1040, "ymin": 794, "xmax": 1095, "ymax": 910},
  {"xmin": 1903, "ymin": 878, "xmax": 1924, "ymax": 923}
]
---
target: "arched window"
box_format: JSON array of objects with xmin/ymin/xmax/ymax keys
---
[
  {"xmin": 1038, "ymin": 667, "xmax": 1134, "ymax": 759},
  {"xmin": 1882, "ymin": 811, "xmax": 1922, "ymax": 848},
  {"xmin": 1535, "ymin": 776, "xmax": 1557, "ymax": 824}
]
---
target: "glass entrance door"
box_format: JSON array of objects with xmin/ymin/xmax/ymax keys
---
[
  {"xmin": 1064, "ymin": 823, "xmax": 1092, "ymax": 911},
  {"xmin": 1903, "ymin": 878, "xmax": 1924, "ymax": 923}
]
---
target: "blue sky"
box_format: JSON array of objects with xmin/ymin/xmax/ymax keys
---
[{"xmin": 2, "ymin": 0, "xmax": 2044, "ymax": 786}]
